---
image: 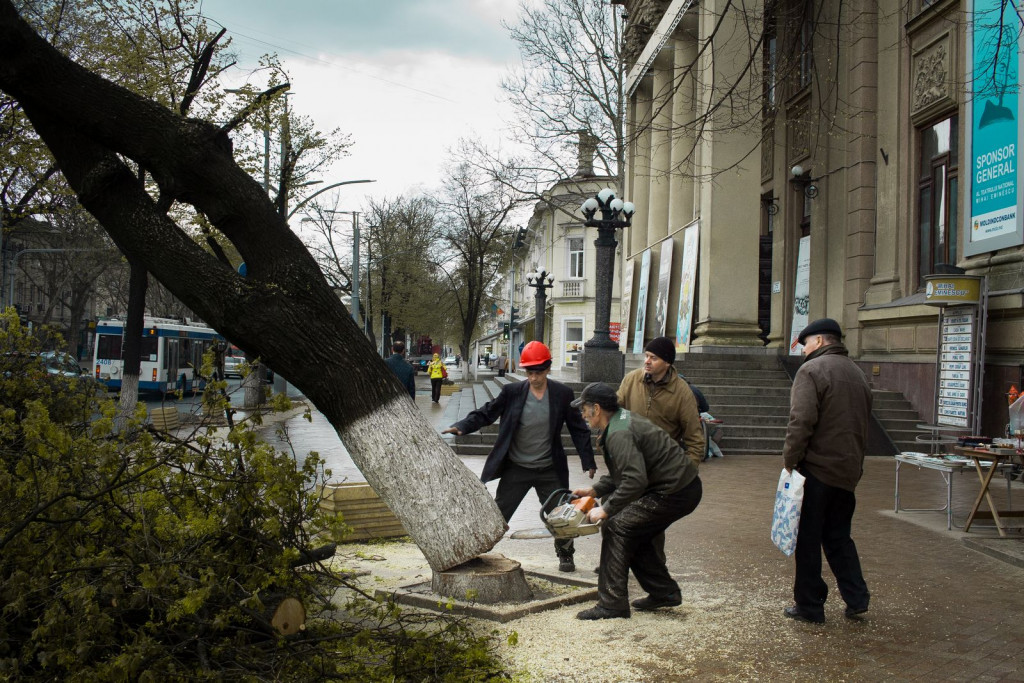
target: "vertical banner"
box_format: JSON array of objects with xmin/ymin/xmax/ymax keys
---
[
  {"xmin": 789, "ymin": 235, "xmax": 811, "ymax": 355},
  {"xmin": 654, "ymin": 239, "xmax": 674, "ymax": 337},
  {"xmin": 619, "ymin": 259, "xmax": 635, "ymax": 353},
  {"xmin": 675, "ymin": 222, "xmax": 700, "ymax": 353},
  {"xmin": 965, "ymin": 0, "xmax": 1022, "ymax": 255},
  {"xmin": 632, "ymin": 249, "xmax": 652, "ymax": 354}
]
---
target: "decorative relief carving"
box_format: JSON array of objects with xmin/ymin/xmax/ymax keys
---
[
  {"xmin": 761, "ymin": 123, "xmax": 774, "ymax": 181},
  {"xmin": 787, "ymin": 98, "xmax": 810, "ymax": 164},
  {"xmin": 912, "ymin": 40, "xmax": 949, "ymax": 114}
]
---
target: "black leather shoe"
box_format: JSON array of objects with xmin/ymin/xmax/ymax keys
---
[
  {"xmin": 632, "ymin": 593, "xmax": 682, "ymax": 611},
  {"xmin": 845, "ymin": 605, "xmax": 868, "ymax": 619},
  {"xmin": 558, "ymin": 557, "xmax": 575, "ymax": 573},
  {"xmin": 783, "ymin": 605, "xmax": 824, "ymax": 624},
  {"xmin": 576, "ymin": 605, "xmax": 630, "ymax": 620}
]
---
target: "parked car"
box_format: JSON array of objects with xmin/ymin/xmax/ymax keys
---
[
  {"xmin": 223, "ymin": 354, "xmax": 244, "ymax": 378},
  {"xmin": 39, "ymin": 351, "xmax": 86, "ymax": 377},
  {"xmin": 443, "ymin": 356, "xmax": 457, "ymax": 366}
]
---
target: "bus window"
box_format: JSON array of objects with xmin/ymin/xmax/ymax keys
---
[
  {"xmin": 141, "ymin": 337, "xmax": 158, "ymax": 361},
  {"xmin": 96, "ymin": 334, "xmax": 122, "ymax": 360}
]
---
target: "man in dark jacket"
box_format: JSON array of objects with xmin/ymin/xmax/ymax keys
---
[
  {"xmin": 782, "ymin": 318, "xmax": 872, "ymax": 624},
  {"xmin": 571, "ymin": 382, "xmax": 702, "ymax": 620},
  {"xmin": 443, "ymin": 341, "xmax": 595, "ymax": 572},
  {"xmin": 384, "ymin": 341, "xmax": 416, "ymax": 401}
]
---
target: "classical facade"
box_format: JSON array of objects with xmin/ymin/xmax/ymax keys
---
[
  {"xmin": 615, "ymin": 0, "xmax": 1023, "ymax": 435},
  {"xmin": 515, "ymin": 170, "xmax": 621, "ymax": 378}
]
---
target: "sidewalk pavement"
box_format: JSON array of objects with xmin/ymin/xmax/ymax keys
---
[{"xmin": 258, "ymin": 371, "xmax": 1024, "ymax": 680}]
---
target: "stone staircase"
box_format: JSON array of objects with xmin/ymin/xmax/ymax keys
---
[
  {"xmin": 871, "ymin": 389, "xmax": 927, "ymax": 454},
  {"xmin": 441, "ymin": 355, "xmax": 927, "ymax": 458},
  {"xmin": 676, "ymin": 353, "xmax": 792, "ymax": 456}
]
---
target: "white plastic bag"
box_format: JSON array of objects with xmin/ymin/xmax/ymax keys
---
[{"xmin": 771, "ymin": 468, "xmax": 806, "ymax": 556}]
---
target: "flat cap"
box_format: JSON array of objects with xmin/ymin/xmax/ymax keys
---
[
  {"xmin": 570, "ymin": 382, "xmax": 620, "ymax": 411},
  {"xmin": 797, "ymin": 317, "xmax": 843, "ymax": 345}
]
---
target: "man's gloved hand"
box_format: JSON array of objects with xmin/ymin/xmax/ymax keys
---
[{"xmin": 587, "ymin": 507, "xmax": 608, "ymax": 523}]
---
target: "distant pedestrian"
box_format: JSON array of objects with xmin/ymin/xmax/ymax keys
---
[
  {"xmin": 443, "ymin": 341, "xmax": 596, "ymax": 572},
  {"xmin": 384, "ymin": 341, "xmax": 416, "ymax": 401},
  {"xmin": 427, "ymin": 353, "xmax": 445, "ymax": 403},
  {"xmin": 782, "ymin": 318, "xmax": 872, "ymax": 624}
]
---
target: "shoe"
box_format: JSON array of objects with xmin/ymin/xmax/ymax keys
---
[
  {"xmin": 558, "ymin": 556, "xmax": 576, "ymax": 573},
  {"xmin": 576, "ymin": 605, "xmax": 630, "ymax": 620},
  {"xmin": 593, "ymin": 565, "xmax": 601, "ymax": 574},
  {"xmin": 632, "ymin": 593, "xmax": 682, "ymax": 611},
  {"xmin": 783, "ymin": 605, "xmax": 824, "ymax": 624},
  {"xmin": 845, "ymin": 605, "xmax": 868, "ymax": 619}
]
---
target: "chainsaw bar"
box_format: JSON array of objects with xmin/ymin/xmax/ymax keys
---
[{"xmin": 508, "ymin": 527, "xmax": 555, "ymax": 540}]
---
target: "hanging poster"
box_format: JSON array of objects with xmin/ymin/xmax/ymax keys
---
[
  {"xmin": 964, "ymin": 0, "xmax": 1022, "ymax": 256},
  {"xmin": 632, "ymin": 249, "xmax": 652, "ymax": 354},
  {"xmin": 789, "ymin": 235, "xmax": 811, "ymax": 355},
  {"xmin": 675, "ymin": 222, "xmax": 699, "ymax": 352},
  {"xmin": 619, "ymin": 259, "xmax": 635, "ymax": 353},
  {"xmin": 654, "ymin": 239, "xmax": 674, "ymax": 337}
]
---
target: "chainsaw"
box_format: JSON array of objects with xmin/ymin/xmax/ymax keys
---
[{"xmin": 509, "ymin": 489, "xmax": 603, "ymax": 540}]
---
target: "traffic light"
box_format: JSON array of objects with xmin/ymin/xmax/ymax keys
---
[{"xmin": 502, "ymin": 322, "xmax": 510, "ymax": 340}]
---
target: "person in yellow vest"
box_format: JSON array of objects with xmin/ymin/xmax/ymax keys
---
[{"xmin": 427, "ymin": 353, "xmax": 446, "ymax": 403}]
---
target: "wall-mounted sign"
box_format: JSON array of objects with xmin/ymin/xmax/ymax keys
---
[
  {"xmin": 936, "ymin": 307, "xmax": 976, "ymax": 428},
  {"xmin": 923, "ymin": 275, "xmax": 983, "ymax": 305},
  {"xmin": 772, "ymin": 281, "xmax": 781, "ymax": 294},
  {"xmin": 964, "ymin": 0, "xmax": 1022, "ymax": 256}
]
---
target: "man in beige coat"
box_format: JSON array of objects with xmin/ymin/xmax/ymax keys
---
[{"xmin": 617, "ymin": 336, "xmax": 705, "ymax": 466}]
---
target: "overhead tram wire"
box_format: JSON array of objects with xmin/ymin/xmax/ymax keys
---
[{"xmin": 200, "ymin": 16, "xmax": 457, "ymax": 104}]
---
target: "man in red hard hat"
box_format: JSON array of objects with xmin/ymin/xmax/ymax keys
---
[{"xmin": 443, "ymin": 340, "xmax": 596, "ymax": 572}]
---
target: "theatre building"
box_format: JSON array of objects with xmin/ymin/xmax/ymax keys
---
[{"xmin": 612, "ymin": 0, "xmax": 1022, "ymax": 437}]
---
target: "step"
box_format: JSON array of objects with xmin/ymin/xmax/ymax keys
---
[
  {"xmin": 701, "ymin": 394, "xmax": 792, "ymax": 407},
  {"xmin": 678, "ymin": 358, "xmax": 784, "ymax": 371},
  {"xmin": 681, "ymin": 375, "xmax": 792, "ymax": 388},
  {"xmin": 720, "ymin": 425, "xmax": 789, "ymax": 439},
  {"xmin": 720, "ymin": 436, "xmax": 786, "ymax": 451}
]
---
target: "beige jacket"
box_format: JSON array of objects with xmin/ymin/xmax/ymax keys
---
[{"xmin": 617, "ymin": 367, "xmax": 705, "ymax": 466}]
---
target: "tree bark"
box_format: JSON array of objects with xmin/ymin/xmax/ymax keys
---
[
  {"xmin": 0, "ymin": 1, "xmax": 506, "ymax": 571},
  {"xmin": 115, "ymin": 259, "xmax": 147, "ymax": 432}
]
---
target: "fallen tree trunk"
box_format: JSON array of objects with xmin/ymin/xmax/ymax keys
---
[{"xmin": 0, "ymin": 1, "xmax": 506, "ymax": 571}]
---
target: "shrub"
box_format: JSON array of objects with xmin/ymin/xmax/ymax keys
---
[{"xmin": 0, "ymin": 311, "xmax": 507, "ymax": 681}]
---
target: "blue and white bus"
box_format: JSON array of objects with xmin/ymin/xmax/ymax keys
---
[{"xmin": 92, "ymin": 317, "xmax": 225, "ymax": 393}]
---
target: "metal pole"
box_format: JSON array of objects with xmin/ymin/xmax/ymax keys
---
[
  {"xmin": 351, "ymin": 212, "xmax": 360, "ymax": 326},
  {"xmin": 535, "ymin": 289, "xmax": 547, "ymax": 343},
  {"xmin": 585, "ymin": 224, "xmax": 620, "ymax": 349}
]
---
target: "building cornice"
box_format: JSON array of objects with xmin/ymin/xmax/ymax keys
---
[{"xmin": 625, "ymin": 0, "xmax": 697, "ymax": 97}]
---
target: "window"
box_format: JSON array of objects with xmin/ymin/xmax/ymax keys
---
[
  {"xmin": 563, "ymin": 318, "xmax": 584, "ymax": 368},
  {"xmin": 918, "ymin": 115, "xmax": 959, "ymax": 281},
  {"xmin": 798, "ymin": 17, "xmax": 813, "ymax": 90},
  {"xmin": 567, "ymin": 237, "xmax": 584, "ymax": 278},
  {"xmin": 764, "ymin": 11, "xmax": 777, "ymax": 110}
]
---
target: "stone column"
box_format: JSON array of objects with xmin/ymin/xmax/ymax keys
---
[
  {"xmin": 669, "ymin": 30, "xmax": 698, "ymax": 230},
  {"xmin": 648, "ymin": 52, "xmax": 673, "ymax": 245},
  {"xmin": 690, "ymin": 0, "xmax": 764, "ymax": 349},
  {"xmin": 630, "ymin": 77, "xmax": 653, "ymax": 257}
]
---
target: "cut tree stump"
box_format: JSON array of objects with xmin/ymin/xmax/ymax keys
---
[{"xmin": 431, "ymin": 553, "xmax": 533, "ymax": 604}]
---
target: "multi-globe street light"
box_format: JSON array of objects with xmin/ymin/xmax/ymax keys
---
[
  {"xmin": 525, "ymin": 269, "xmax": 555, "ymax": 343},
  {"xmin": 579, "ymin": 187, "xmax": 634, "ymax": 382}
]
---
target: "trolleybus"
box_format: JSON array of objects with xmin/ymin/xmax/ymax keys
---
[{"xmin": 92, "ymin": 317, "xmax": 225, "ymax": 393}]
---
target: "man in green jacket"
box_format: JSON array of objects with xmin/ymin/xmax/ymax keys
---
[
  {"xmin": 782, "ymin": 318, "xmax": 872, "ymax": 624},
  {"xmin": 570, "ymin": 383, "xmax": 702, "ymax": 620}
]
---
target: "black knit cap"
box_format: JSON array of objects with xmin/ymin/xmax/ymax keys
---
[
  {"xmin": 797, "ymin": 317, "xmax": 843, "ymax": 344},
  {"xmin": 570, "ymin": 382, "xmax": 619, "ymax": 411},
  {"xmin": 644, "ymin": 336, "xmax": 676, "ymax": 366}
]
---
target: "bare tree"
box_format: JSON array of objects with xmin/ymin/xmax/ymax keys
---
[
  {"xmin": 435, "ymin": 150, "xmax": 528, "ymax": 361},
  {"xmin": 0, "ymin": 0, "xmax": 506, "ymax": 571}
]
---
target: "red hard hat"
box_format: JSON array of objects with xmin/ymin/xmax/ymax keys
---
[{"xmin": 519, "ymin": 341, "xmax": 552, "ymax": 367}]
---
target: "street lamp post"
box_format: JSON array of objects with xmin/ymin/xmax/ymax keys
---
[
  {"xmin": 525, "ymin": 269, "xmax": 555, "ymax": 343},
  {"xmin": 579, "ymin": 187, "xmax": 634, "ymax": 382}
]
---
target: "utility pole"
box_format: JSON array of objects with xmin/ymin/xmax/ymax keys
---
[{"xmin": 351, "ymin": 211, "xmax": 360, "ymax": 327}]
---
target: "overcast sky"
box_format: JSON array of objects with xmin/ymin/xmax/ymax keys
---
[{"xmin": 199, "ymin": 0, "xmax": 525, "ymax": 211}]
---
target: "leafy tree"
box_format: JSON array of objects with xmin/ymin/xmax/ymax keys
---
[
  {"xmin": 0, "ymin": 312, "xmax": 508, "ymax": 680},
  {"xmin": 0, "ymin": 0, "xmax": 507, "ymax": 571}
]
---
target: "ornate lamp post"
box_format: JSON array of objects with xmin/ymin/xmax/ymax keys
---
[
  {"xmin": 579, "ymin": 187, "xmax": 634, "ymax": 382},
  {"xmin": 526, "ymin": 269, "xmax": 555, "ymax": 342}
]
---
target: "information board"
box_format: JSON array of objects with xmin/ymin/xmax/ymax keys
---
[{"xmin": 936, "ymin": 307, "xmax": 975, "ymax": 428}]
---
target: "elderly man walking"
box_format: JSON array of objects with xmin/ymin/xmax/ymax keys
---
[{"xmin": 782, "ymin": 318, "xmax": 872, "ymax": 624}]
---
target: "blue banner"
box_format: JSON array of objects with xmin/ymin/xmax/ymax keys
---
[{"xmin": 967, "ymin": 0, "xmax": 1020, "ymax": 253}]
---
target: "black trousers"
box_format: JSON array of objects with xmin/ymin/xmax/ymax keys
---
[
  {"xmin": 495, "ymin": 462, "xmax": 573, "ymax": 559},
  {"xmin": 430, "ymin": 378, "xmax": 442, "ymax": 402},
  {"xmin": 597, "ymin": 477, "xmax": 702, "ymax": 612},
  {"xmin": 793, "ymin": 471, "xmax": 870, "ymax": 620}
]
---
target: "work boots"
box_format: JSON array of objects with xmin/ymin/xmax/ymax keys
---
[{"xmin": 557, "ymin": 551, "xmax": 575, "ymax": 573}]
